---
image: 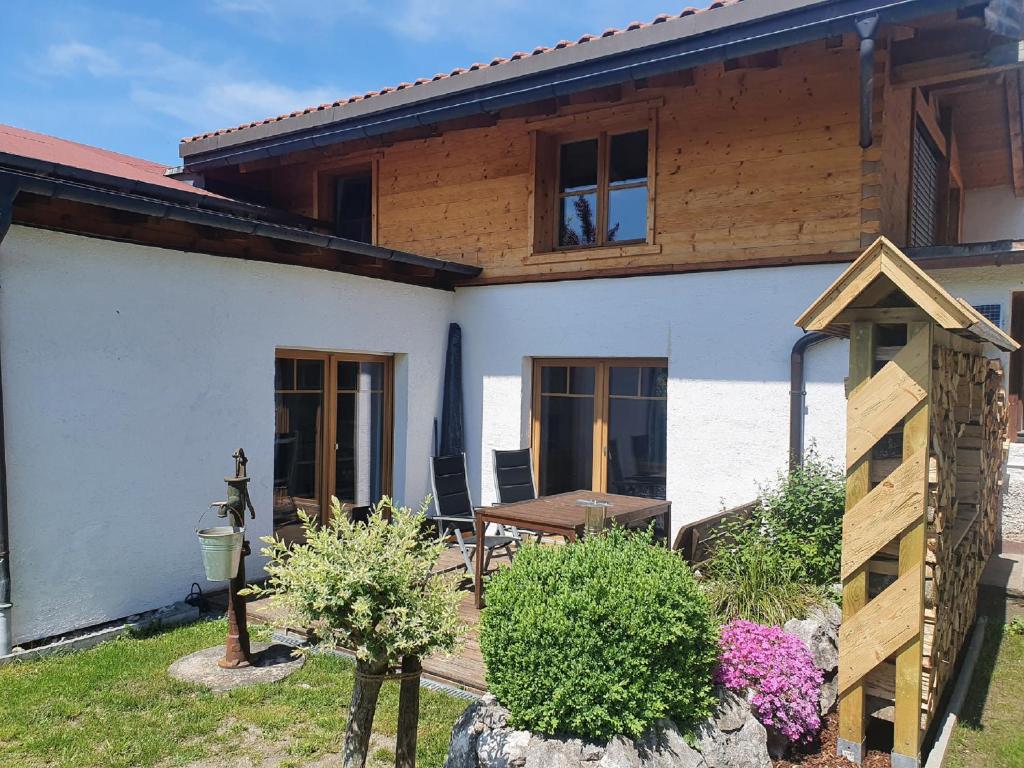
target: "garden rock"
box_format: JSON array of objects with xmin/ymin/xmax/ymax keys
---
[
  {"xmin": 694, "ymin": 688, "xmax": 770, "ymax": 768},
  {"xmin": 444, "ymin": 698, "xmax": 708, "ymax": 768},
  {"xmin": 783, "ymin": 602, "xmax": 841, "ymax": 715}
]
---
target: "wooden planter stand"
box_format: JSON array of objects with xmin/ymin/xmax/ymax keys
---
[{"xmin": 797, "ymin": 238, "xmax": 1017, "ymax": 767}]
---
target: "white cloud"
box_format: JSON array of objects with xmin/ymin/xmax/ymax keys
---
[
  {"xmin": 32, "ymin": 31, "xmax": 339, "ymax": 137},
  {"xmin": 43, "ymin": 41, "xmax": 120, "ymax": 77},
  {"xmin": 131, "ymin": 80, "xmax": 336, "ymax": 131}
]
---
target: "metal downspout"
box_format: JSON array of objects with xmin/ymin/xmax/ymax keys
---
[
  {"xmin": 0, "ymin": 180, "xmax": 17, "ymax": 655},
  {"xmin": 857, "ymin": 14, "xmax": 880, "ymax": 149},
  {"xmin": 789, "ymin": 332, "xmax": 831, "ymax": 471}
]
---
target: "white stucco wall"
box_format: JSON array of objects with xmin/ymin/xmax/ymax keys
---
[
  {"xmin": 964, "ymin": 185, "xmax": 1024, "ymax": 241},
  {"xmin": 454, "ymin": 264, "xmax": 852, "ymax": 532},
  {"xmin": 0, "ymin": 226, "xmax": 453, "ymax": 644},
  {"xmin": 8, "ymin": 217, "xmax": 1024, "ymax": 645},
  {"xmin": 454, "ymin": 261, "xmax": 1024, "ymax": 541}
]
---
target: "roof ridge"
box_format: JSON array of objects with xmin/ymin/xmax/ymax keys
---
[{"xmin": 180, "ymin": 1, "xmax": 741, "ymax": 144}]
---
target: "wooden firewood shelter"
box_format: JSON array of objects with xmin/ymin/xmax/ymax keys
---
[{"xmin": 796, "ymin": 237, "xmax": 1017, "ymax": 768}]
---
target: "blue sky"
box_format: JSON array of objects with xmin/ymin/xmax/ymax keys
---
[{"xmin": 2, "ymin": 1, "xmax": 697, "ymax": 166}]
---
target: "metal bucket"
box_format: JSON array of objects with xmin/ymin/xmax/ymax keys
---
[{"xmin": 197, "ymin": 526, "xmax": 243, "ymax": 581}]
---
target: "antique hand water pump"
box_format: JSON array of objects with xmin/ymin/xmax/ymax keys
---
[{"xmin": 210, "ymin": 448, "xmax": 256, "ymax": 668}]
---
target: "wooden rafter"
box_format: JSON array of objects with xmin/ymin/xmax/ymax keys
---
[{"xmin": 1005, "ymin": 69, "xmax": 1024, "ymax": 197}]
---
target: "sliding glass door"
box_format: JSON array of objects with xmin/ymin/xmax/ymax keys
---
[
  {"xmin": 532, "ymin": 359, "xmax": 667, "ymax": 499},
  {"xmin": 274, "ymin": 350, "xmax": 393, "ymax": 536}
]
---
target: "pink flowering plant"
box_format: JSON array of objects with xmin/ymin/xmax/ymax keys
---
[{"xmin": 716, "ymin": 619, "xmax": 823, "ymax": 743}]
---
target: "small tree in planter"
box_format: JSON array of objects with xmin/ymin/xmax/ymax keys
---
[{"xmin": 247, "ymin": 497, "xmax": 463, "ymax": 768}]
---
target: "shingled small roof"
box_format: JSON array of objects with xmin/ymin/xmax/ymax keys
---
[
  {"xmin": 796, "ymin": 237, "xmax": 1019, "ymax": 352},
  {"xmin": 0, "ymin": 123, "xmax": 215, "ymax": 198}
]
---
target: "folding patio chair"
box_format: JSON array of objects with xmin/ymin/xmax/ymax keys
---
[
  {"xmin": 492, "ymin": 447, "xmax": 545, "ymax": 543},
  {"xmin": 429, "ymin": 453, "xmax": 517, "ymax": 584}
]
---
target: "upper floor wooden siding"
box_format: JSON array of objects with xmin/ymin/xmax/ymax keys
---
[
  {"xmin": 243, "ymin": 37, "xmax": 861, "ymax": 284},
  {"xmin": 221, "ymin": 18, "xmax": 1017, "ymax": 286}
]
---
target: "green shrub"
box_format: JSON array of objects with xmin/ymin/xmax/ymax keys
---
[
  {"xmin": 701, "ymin": 518, "xmax": 831, "ymax": 626},
  {"xmin": 479, "ymin": 528, "xmax": 718, "ymax": 741},
  {"xmin": 759, "ymin": 449, "xmax": 845, "ymax": 586}
]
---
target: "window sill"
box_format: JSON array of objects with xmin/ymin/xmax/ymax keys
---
[{"xmin": 527, "ymin": 242, "xmax": 661, "ymax": 265}]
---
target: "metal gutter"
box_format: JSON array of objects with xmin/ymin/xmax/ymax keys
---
[
  {"xmin": 0, "ymin": 167, "xmax": 481, "ymax": 278},
  {"xmin": 789, "ymin": 331, "xmax": 832, "ymax": 471},
  {"xmin": 0, "ymin": 179, "xmax": 16, "ymax": 655},
  {"xmin": 180, "ymin": 0, "xmax": 979, "ymax": 172}
]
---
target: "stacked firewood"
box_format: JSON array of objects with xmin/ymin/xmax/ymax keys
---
[{"xmin": 920, "ymin": 348, "xmax": 1007, "ymax": 725}]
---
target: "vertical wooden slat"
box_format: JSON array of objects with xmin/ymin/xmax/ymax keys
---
[
  {"xmin": 893, "ymin": 323, "xmax": 931, "ymax": 764},
  {"xmin": 839, "ymin": 321, "xmax": 877, "ymax": 761}
]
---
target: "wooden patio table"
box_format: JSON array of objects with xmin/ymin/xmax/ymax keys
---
[{"xmin": 473, "ymin": 490, "xmax": 671, "ymax": 608}]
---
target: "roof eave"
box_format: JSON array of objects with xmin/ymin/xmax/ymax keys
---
[
  {"xmin": 0, "ymin": 163, "xmax": 481, "ymax": 282},
  {"xmin": 178, "ymin": 0, "xmax": 983, "ymax": 172}
]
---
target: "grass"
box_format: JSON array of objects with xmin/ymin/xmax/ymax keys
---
[
  {"xmin": 946, "ymin": 618, "xmax": 1024, "ymax": 768},
  {"xmin": 0, "ymin": 619, "xmax": 468, "ymax": 768}
]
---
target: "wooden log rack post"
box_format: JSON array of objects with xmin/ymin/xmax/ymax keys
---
[{"xmin": 796, "ymin": 237, "xmax": 1017, "ymax": 768}]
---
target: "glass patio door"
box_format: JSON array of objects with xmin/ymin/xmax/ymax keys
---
[
  {"xmin": 535, "ymin": 363, "xmax": 599, "ymax": 495},
  {"xmin": 532, "ymin": 359, "xmax": 667, "ymax": 499},
  {"xmin": 274, "ymin": 350, "xmax": 393, "ymax": 535}
]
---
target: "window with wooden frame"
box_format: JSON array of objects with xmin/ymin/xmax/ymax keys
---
[
  {"xmin": 273, "ymin": 350, "xmax": 393, "ymax": 531},
  {"xmin": 530, "ymin": 108, "xmax": 657, "ymax": 256},
  {"xmin": 530, "ymin": 358, "xmax": 667, "ymax": 500},
  {"xmin": 316, "ymin": 160, "xmax": 378, "ymax": 244}
]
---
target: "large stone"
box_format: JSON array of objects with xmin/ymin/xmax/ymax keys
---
[
  {"xmin": 166, "ymin": 643, "xmax": 304, "ymax": 693},
  {"xmin": 445, "ymin": 699, "xmax": 708, "ymax": 768},
  {"xmin": 445, "ymin": 698, "xmax": 494, "ymax": 768},
  {"xmin": 783, "ymin": 607, "xmax": 839, "ymax": 673},
  {"xmin": 695, "ymin": 689, "xmax": 771, "ymax": 768},
  {"xmin": 634, "ymin": 719, "xmax": 707, "ymax": 768},
  {"xmin": 820, "ymin": 674, "xmax": 839, "ymax": 715},
  {"xmin": 522, "ymin": 737, "xmax": 585, "ymax": 768},
  {"xmin": 478, "ymin": 729, "xmax": 530, "ymax": 768}
]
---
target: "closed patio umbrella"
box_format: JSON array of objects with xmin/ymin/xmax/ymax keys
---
[{"xmin": 439, "ymin": 323, "xmax": 464, "ymax": 457}]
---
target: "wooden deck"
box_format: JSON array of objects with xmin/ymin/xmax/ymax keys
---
[{"xmin": 239, "ymin": 546, "xmax": 504, "ymax": 695}]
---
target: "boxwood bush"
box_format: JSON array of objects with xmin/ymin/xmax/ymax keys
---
[{"xmin": 479, "ymin": 528, "xmax": 718, "ymax": 741}]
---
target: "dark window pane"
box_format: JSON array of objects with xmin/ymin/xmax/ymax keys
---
[
  {"xmin": 609, "ymin": 367, "xmax": 639, "ymax": 397},
  {"xmin": 607, "ymin": 186, "xmax": 647, "ymax": 242},
  {"xmin": 335, "ymin": 173, "xmax": 373, "ymax": 243},
  {"xmin": 338, "ymin": 361, "xmax": 358, "ymax": 391},
  {"xmin": 559, "ymin": 193, "xmax": 597, "ymax": 247},
  {"xmin": 539, "ymin": 395, "xmax": 594, "ymax": 495},
  {"xmin": 569, "ymin": 366, "xmax": 595, "ymax": 395},
  {"xmin": 540, "ymin": 366, "xmax": 568, "ymax": 394},
  {"xmin": 609, "ymin": 131, "xmax": 648, "ymax": 185},
  {"xmin": 296, "ymin": 359, "xmax": 323, "ymax": 391},
  {"xmin": 606, "ymin": 398, "xmax": 667, "ymax": 501},
  {"xmin": 275, "ymin": 358, "xmax": 294, "ymax": 391},
  {"xmin": 559, "ymin": 139, "xmax": 598, "ymax": 192},
  {"xmin": 640, "ymin": 367, "xmax": 668, "ymax": 398},
  {"xmin": 274, "ymin": 391, "xmax": 321, "ymax": 499},
  {"xmin": 362, "ymin": 362, "xmax": 384, "ymax": 391}
]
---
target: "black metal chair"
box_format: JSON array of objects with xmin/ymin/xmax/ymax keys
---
[
  {"xmin": 492, "ymin": 448, "xmax": 536, "ymax": 504},
  {"xmin": 492, "ymin": 448, "xmax": 547, "ymax": 543},
  {"xmin": 429, "ymin": 453, "xmax": 517, "ymax": 584}
]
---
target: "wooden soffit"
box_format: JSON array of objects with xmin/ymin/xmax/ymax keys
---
[{"xmin": 795, "ymin": 236, "xmax": 1019, "ymax": 352}]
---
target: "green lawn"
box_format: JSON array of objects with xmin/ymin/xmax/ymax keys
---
[
  {"xmin": 0, "ymin": 619, "xmax": 467, "ymax": 768},
  {"xmin": 946, "ymin": 619, "xmax": 1024, "ymax": 768}
]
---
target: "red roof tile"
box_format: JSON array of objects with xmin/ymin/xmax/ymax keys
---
[
  {"xmin": 0, "ymin": 123, "xmax": 218, "ymax": 197},
  {"xmin": 181, "ymin": 1, "xmax": 744, "ymax": 145}
]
